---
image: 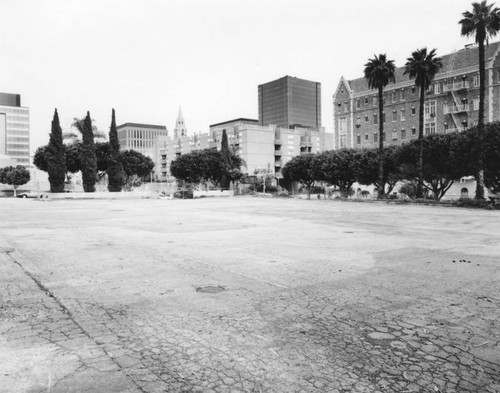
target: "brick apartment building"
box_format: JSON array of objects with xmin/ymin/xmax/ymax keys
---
[{"xmin": 333, "ymin": 42, "xmax": 500, "ymax": 149}]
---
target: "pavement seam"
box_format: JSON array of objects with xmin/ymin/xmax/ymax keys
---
[{"xmin": 2, "ymin": 247, "xmax": 148, "ymax": 393}]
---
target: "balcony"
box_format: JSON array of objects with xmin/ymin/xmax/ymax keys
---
[
  {"xmin": 274, "ymin": 160, "xmax": 282, "ymax": 167},
  {"xmin": 275, "ymin": 150, "xmax": 282, "ymax": 155},
  {"xmin": 444, "ymin": 104, "xmax": 469, "ymax": 114},
  {"xmin": 443, "ymin": 81, "xmax": 470, "ymax": 92}
]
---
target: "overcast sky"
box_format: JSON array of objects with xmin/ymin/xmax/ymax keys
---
[{"xmin": 1, "ymin": 0, "xmax": 483, "ymax": 153}]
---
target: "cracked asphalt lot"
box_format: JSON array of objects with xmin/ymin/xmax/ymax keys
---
[{"xmin": 0, "ymin": 197, "xmax": 499, "ymax": 392}]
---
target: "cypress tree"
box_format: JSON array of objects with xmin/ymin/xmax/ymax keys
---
[
  {"xmin": 46, "ymin": 109, "xmax": 66, "ymax": 192},
  {"xmin": 107, "ymin": 109, "xmax": 124, "ymax": 192},
  {"xmin": 80, "ymin": 111, "xmax": 97, "ymax": 192},
  {"xmin": 220, "ymin": 129, "xmax": 232, "ymax": 189}
]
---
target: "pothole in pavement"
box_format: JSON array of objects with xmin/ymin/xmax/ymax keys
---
[{"xmin": 196, "ymin": 285, "xmax": 226, "ymax": 294}]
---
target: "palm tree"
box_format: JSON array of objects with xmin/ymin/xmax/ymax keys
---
[
  {"xmin": 460, "ymin": 1, "xmax": 500, "ymax": 200},
  {"xmin": 404, "ymin": 48, "xmax": 443, "ymax": 199},
  {"xmin": 364, "ymin": 54, "xmax": 396, "ymax": 198}
]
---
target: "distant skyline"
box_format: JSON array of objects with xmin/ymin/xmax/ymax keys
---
[{"xmin": 1, "ymin": 0, "xmax": 485, "ymax": 154}]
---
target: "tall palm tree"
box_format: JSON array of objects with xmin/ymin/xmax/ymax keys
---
[
  {"xmin": 404, "ymin": 48, "xmax": 443, "ymax": 199},
  {"xmin": 364, "ymin": 54, "xmax": 396, "ymax": 198},
  {"xmin": 460, "ymin": 1, "xmax": 500, "ymax": 200}
]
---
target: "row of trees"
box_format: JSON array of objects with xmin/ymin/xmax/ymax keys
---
[
  {"xmin": 364, "ymin": 0, "xmax": 500, "ymax": 200},
  {"xmin": 35, "ymin": 109, "xmax": 154, "ymax": 192},
  {"xmin": 282, "ymin": 124, "xmax": 500, "ymax": 200},
  {"xmin": 170, "ymin": 130, "xmax": 243, "ymax": 189}
]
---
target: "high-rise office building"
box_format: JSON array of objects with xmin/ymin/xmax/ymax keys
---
[
  {"xmin": 258, "ymin": 76, "xmax": 321, "ymax": 129},
  {"xmin": 0, "ymin": 93, "xmax": 30, "ymax": 165}
]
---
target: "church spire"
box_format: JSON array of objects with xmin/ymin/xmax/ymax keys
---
[{"xmin": 174, "ymin": 106, "xmax": 187, "ymax": 140}]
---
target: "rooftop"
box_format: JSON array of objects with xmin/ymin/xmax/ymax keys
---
[
  {"xmin": 347, "ymin": 42, "xmax": 500, "ymax": 93},
  {"xmin": 117, "ymin": 123, "xmax": 167, "ymax": 130}
]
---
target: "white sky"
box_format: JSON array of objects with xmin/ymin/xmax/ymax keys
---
[{"xmin": 1, "ymin": 0, "xmax": 482, "ymax": 154}]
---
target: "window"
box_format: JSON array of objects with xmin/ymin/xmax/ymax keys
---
[
  {"xmin": 344, "ymin": 101, "xmax": 349, "ymax": 113},
  {"xmin": 382, "ymin": 113, "xmax": 386, "ymax": 123},
  {"xmin": 357, "ymin": 134, "xmax": 361, "ymax": 144},
  {"xmin": 425, "ymin": 122, "xmax": 436, "ymax": 135},
  {"xmin": 373, "ymin": 114, "xmax": 378, "ymax": 124},
  {"xmin": 412, "ymin": 86, "xmax": 416, "ymax": 94},
  {"xmin": 373, "ymin": 95, "xmax": 378, "ymax": 106},
  {"xmin": 364, "ymin": 115, "xmax": 369, "ymax": 123},
  {"xmin": 339, "ymin": 134, "xmax": 347, "ymax": 148},
  {"xmin": 411, "ymin": 106, "xmax": 416, "ymax": 115},
  {"xmin": 401, "ymin": 89, "xmax": 406, "ymax": 100},
  {"xmin": 400, "ymin": 108, "xmax": 406, "ymax": 121},
  {"xmin": 424, "ymin": 101, "xmax": 436, "ymax": 120},
  {"xmin": 411, "ymin": 127, "xmax": 417, "ymax": 136},
  {"xmin": 391, "ymin": 91, "xmax": 397, "ymax": 102},
  {"xmin": 392, "ymin": 129, "xmax": 398, "ymax": 141},
  {"xmin": 392, "ymin": 110, "xmax": 397, "ymax": 121},
  {"xmin": 356, "ymin": 116, "xmax": 361, "ymax": 126},
  {"xmin": 434, "ymin": 82, "xmax": 441, "ymax": 94},
  {"xmin": 339, "ymin": 117, "xmax": 347, "ymax": 132},
  {"xmin": 401, "ymin": 129, "xmax": 407, "ymax": 139},
  {"xmin": 364, "ymin": 97, "xmax": 369, "ymax": 105},
  {"xmin": 374, "ymin": 132, "xmax": 378, "ymax": 142},
  {"xmin": 462, "ymin": 120, "xmax": 469, "ymax": 129},
  {"xmin": 356, "ymin": 99, "xmax": 361, "ymax": 109},
  {"xmin": 473, "ymin": 74, "xmax": 480, "ymax": 87},
  {"xmin": 365, "ymin": 133, "xmax": 369, "ymax": 140},
  {"xmin": 473, "ymin": 97, "xmax": 479, "ymax": 110}
]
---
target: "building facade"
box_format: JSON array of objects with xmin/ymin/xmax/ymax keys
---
[
  {"xmin": 333, "ymin": 42, "xmax": 500, "ymax": 150},
  {"xmin": 0, "ymin": 92, "xmax": 30, "ymax": 165},
  {"xmin": 259, "ymin": 76, "xmax": 321, "ymax": 129},
  {"xmin": 157, "ymin": 120, "xmax": 330, "ymax": 182},
  {"xmin": 117, "ymin": 122, "xmax": 168, "ymax": 157}
]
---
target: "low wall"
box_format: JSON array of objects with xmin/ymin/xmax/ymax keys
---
[
  {"xmin": 40, "ymin": 191, "xmax": 159, "ymax": 200},
  {"xmin": 193, "ymin": 190, "xmax": 234, "ymax": 198}
]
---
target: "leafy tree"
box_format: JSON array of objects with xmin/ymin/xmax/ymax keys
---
[
  {"xmin": 397, "ymin": 134, "xmax": 462, "ymax": 201},
  {"xmin": 46, "ymin": 109, "xmax": 66, "ymax": 192},
  {"xmin": 460, "ymin": 1, "xmax": 500, "ymax": 200},
  {"xmin": 119, "ymin": 149, "xmax": 155, "ymax": 188},
  {"xmin": 33, "ymin": 145, "xmax": 48, "ymax": 172},
  {"xmin": 452, "ymin": 123, "xmax": 500, "ymax": 193},
  {"xmin": 78, "ymin": 112, "xmax": 97, "ymax": 192},
  {"xmin": 0, "ymin": 166, "xmax": 30, "ymax": 197},
  {"xmin": 107, "ymin": 109, "xmax": 123, "ymax": 192},
  {"xmin": 355, "ymin": 146, "xmax": 403, "ymax": 195},
  {"xmin": 364, "ymin": 54, "xmax": 396, "ymax": 198},
  {"xmin": 282, "ymin": 154, "xmax": 317, "ymax": 199},
  {"xmin": 170, "ymin": 148, "xmax": 243, "ymax": 190},
  {"xmin": 404, "ymin": 48, "xmax": 443, "ymax": 198},
  {"xmin": 65, "ymin": 141, "xmax": 82, "ymax": 178},
  {"xmin": 314, "ymin": 149, "xmax": 358, "ymax": 197},
  {"xmin": 95, "ymin": 142, "xmax": 110, "ymax": 179}
]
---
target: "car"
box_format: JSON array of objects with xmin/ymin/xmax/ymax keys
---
[
  {"xmin": 173, "ymin": 190, "xmax": 193, "ymax": 199},
  {"xmin": 16, "ymin": 190, "xmax": 39, "ymax": 198}
]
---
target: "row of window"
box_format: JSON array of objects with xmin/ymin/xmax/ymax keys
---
[{"xmin": 337, "ymin": 74, "xmax": 487, "ymax": 113}]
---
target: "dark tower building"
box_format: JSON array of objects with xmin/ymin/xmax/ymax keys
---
[{"xmin": 258, "ymin": 76, "xmax": 321, "ymax": 129}]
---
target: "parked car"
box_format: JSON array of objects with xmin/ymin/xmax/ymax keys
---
[{"xmin": 16, "ymin": 190, "xmax": 39, "ymax": 198}]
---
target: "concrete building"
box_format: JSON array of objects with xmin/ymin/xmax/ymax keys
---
[
  {"xmin": 173, "ymin": 107, "xmax": 187, "ymax": 140},
  {"xmin": 0, "ymin": 92, "xmax": 30, "ymax": 165},
  {"xmin": 117, "ymin": 122, "xmax": 168, "ymax": 158},
  {"xmin": 259, "ymin": 76, "xmax": 321, "ymax": 129},
  {"xmin": 333, "ymin": 41, "xmax": 500, "ymax": 150}
]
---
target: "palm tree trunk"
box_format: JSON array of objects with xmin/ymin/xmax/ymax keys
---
[
  {"xmin": 378, "ymin": 87, "xmax": 385, "ymax": 198},
  {"xmin": 416, "ymin": 81, "xmax": 426, "ymax": 199},
  {"xmin": 476, "ymin": 39, "xmax": 486, "ymax": 200}
]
